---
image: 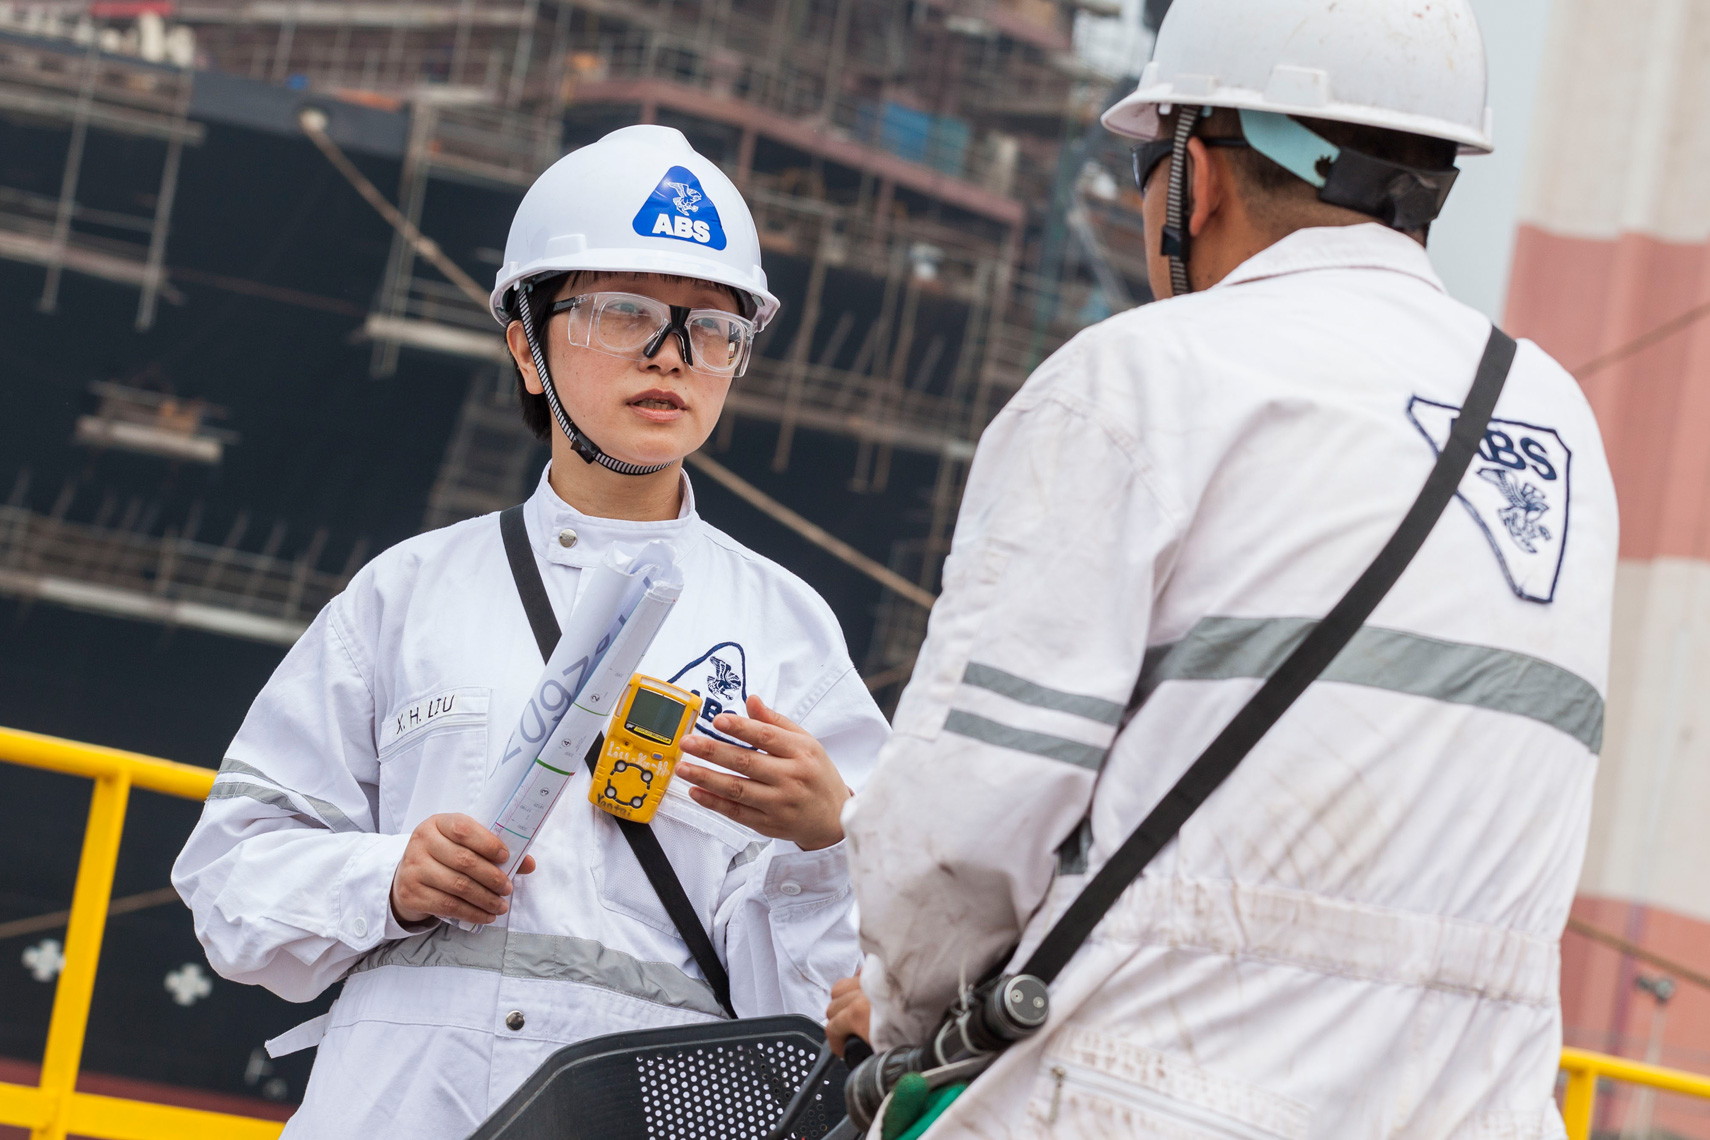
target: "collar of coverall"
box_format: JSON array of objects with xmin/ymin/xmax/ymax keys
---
[
  {"xmin": 1212, "ymin": 221, "xmax": 1449, "ymax": 296},
  {"xmin": 525, "ymin": 462, "xmax": 699, "ymax": 569}
]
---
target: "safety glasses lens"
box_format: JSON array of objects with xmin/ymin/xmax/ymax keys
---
[
  {"xmin": 592, "ymin": 296, "xmax": 666, "ymax": 351},
  {"xmin": 563, "ymin": 292, "xmax": 753, "ymax": 376},
  {"xmin": 686, "ymin": 315, "xmax": 749, "ymax": 374}
]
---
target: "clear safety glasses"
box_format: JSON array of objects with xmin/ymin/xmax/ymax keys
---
[
  {"xmin": 1130, "ymin": 135, "xmax": 1249, "ymax": 192},
  {"xmin": 549, "ymin": 292, "xmax": 756, "ymax": 378}
]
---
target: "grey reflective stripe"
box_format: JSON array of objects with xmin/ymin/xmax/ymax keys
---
[
  {"xmin": 207, "ymin": 781, "xmax": 366, "ymax": 834},
  {"xmin": 353, "ymin": 924, "xmax": 726, "ymax": 1020},
  {"xmin": 1137, "ymin": 616, "xmax": 1604, "ymax": 752},
  {"xmin": 943, "ymin": 710, "xmax": 1106, "ymax": 771},
  {"xmin": 962, "ymin": 663, "xmax": 1124, "ymax": 726},
  {"xmin": 214, "ymin": 757, "xmax": 364, "ymax": 834}
]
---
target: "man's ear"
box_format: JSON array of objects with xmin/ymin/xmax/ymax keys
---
[
  {"xmin": 506, "ymin": 320, "xmax": 546, "ymax": 395},
  {"xmin": 1184, "ymin": 136, "xmax": 1224, "ymax": 239}
]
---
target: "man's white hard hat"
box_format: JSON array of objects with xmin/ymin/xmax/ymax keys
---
[
  {"xmin": 1101, "ymin": 0, "xmax": 1494, "ymax": 154},
  {"xmin": 490, "ymin": 124, "xmax": 781, "ymax": 328}
]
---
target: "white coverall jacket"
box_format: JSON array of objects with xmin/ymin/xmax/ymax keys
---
[
  {"xmin": 846, "ymin": 225, "xmax": 1616, "ymax": 1140},
  {"xmin": 173, "ymin": 468, "xmax": 889, "ymax": 1138}
]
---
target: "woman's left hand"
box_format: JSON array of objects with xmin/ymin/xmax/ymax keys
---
[
  {"xmin": 825, "ymin": 974, "xmax": 871, "ymax": 1058},
  {"xmin": 676, "ymin": 695, "xmax": 850, "ymax": 850}
]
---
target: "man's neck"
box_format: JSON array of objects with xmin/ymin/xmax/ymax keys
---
[{"xmin": 546, "ymin": 437, "xmax": 684, "ymax": 522}]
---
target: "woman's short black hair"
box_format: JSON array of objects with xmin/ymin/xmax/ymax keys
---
[
  {"xmin": 506, "ymin": 272, "xmax": 571, "ymax": 442},
  {"xmin": 503, "ymin": 271, "xmax": 749, "ymax": 443}
]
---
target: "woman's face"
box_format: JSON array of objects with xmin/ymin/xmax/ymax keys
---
[{"xmin": 517, "ymin": 272, "xmax": 743, "ymax": 470}]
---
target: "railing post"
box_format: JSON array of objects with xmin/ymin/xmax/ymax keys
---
[
  {"xmin": 1561, "ymin": 1061, "xmax": 1597, "ymax": 1140},
  {"xmin": 33, "ymin": 770, "xmax": 131, "ymax": 1140}
]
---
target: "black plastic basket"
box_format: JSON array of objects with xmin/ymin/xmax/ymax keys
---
[{"xmin": 467, "ymin": 1015, "xmax": 850, "ymax": 1140}]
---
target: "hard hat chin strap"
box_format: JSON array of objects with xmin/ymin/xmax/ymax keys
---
[
  {"xmin": 1160, "ymin": 105, "xmax": 1202, "ymax": 298},
  {"xmin": 516, "ymin": 284, "xmax": 674, "ymax": 478}
]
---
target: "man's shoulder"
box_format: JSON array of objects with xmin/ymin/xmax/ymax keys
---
[{"xmin": 1015, "ymin": 293, "xmax": 1233, "ymax": 403}]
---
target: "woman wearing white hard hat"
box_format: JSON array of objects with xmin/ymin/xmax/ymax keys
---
[{"xmin": 173, "ymin": 124, "xmax": 888, "ymax": 1139}]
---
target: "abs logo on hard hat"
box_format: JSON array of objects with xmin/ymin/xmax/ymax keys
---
[
  {"xmin": 633, "ymin": 165, "xmax": 728, "ymax": 250},
  {"xmin": 1408, "ymin": 398, "xmax": 1572, "ymax": 604}
]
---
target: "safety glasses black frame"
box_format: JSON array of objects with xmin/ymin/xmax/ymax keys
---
[{"xmin": 1131, "ymin": 135, "xmax": 1249, "ymax": 193}]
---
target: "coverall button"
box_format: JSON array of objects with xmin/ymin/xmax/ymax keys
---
[
  {"xmin": 505, "ymin": 1009, "xmax": 525, "ymax": 1031},
  {"xmin": 557, "ymin": 528, "xmax": 578, "ymax": 548},
  {"xmin": 352, "ymin": 916, "xmax": 368, "ymax": 937},
  {"xmin": 778, "ymin": 881, "xmax": 802, "ymax": 896}
]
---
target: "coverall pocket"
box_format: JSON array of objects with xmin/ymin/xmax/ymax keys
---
[
  {"xmin": 376, "ymin": 686, "xmax": 490, "ymax": 832},
  {"xmin": 1452, "ymin": 1108, "xmax": 1567, "ymax": 1140},
  {"xmin": 1026, "ymin": 1029, "xmax": 1310, "ymax": 1140},
  {"xmin": 590, "ymin": 787, "xmax": 748, "ymax": 936}
]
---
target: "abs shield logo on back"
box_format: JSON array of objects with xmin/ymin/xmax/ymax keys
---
[{"xmin": 632, "ymin": 165, "xmax": 728, "ymax": 251}]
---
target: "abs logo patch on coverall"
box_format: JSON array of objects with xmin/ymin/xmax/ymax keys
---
[
  {"xmin": 669, "ymin": 642, "xmax": 749, "ymax": 744},
  {"xmin": 1408, "ymin": 397, "xmax": 1572, "ymax": 603},
  {"xmin": 632, "ymin": 166, "xmax": 728, "ymax": 250}
]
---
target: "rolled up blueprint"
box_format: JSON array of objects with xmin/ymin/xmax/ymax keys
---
[{"xmin": 459, "ymin": 541, "xmax": 683, "ymax": 929}]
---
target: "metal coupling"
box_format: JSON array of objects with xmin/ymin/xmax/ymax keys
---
[{"xmin": 844, "ymin": 1044, "xmax": 926, "ymax": 1133}]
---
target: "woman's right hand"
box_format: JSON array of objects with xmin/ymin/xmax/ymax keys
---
[{"xmin": 390, "ymin": 813, "xmax": 535, "ymax": 927}]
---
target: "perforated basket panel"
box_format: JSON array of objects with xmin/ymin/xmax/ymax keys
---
[
  {"xmin": 637, "ymin": 1036, "xmax": 840, "ymax": 1139},
  {"xmin": 468, "ymin": 1015, "xmax": 848, "ymax": 1140}
]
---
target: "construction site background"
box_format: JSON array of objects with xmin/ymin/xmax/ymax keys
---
[
  {"xmin": 1, "ymin": 1, "xmax": 1709, "ymax": 1138},
  {"xmin": 0, "ymin": 0, "xmax": 1160, "ymax": 1120}
]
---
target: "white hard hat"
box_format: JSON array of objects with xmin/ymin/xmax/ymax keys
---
[
  {"xmin": 490, "ymin": 124, "xmax": 781, "ymax": 328},
  {"xmin": 1102, "ymin": 0, "xmax": 1493, "ymax": 154}
]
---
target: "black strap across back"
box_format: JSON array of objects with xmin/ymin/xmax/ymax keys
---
[
  {"xmin": 1017, "ymin": 326, "xmax": 1518, "ymax": 985},
  {"xmin": 498, "ymin": 505, "xmax": 736, "ymax": 1019}
]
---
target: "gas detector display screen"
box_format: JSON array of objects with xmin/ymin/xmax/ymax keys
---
[{"xmin": 626, "ymin": 688, "xmax": 687, "ymax": 742}]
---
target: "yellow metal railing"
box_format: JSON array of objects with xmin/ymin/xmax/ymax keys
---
[
  {"xmin": 0, "ymin": 726, "xmax": 284, "ymax": 1140},
  {"xmin": 1560, "ymin": 1046, "xmax": 1710, "ymax": 1140},
  {"xmin": 4, "ymin": 724, "xmax": 1710, "ymax": 1139}
]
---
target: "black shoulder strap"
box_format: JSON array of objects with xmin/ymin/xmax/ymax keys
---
[
  {"xmin": 497, "ymin": 505, "xmax": 736, "ymax": 1018},
  {"xmin": 500, "ymin": 506, "xmax": 561, "ymax": 660},
  {"xmin": 1019, "ymin": 327, "xmax": 1518, "ymax": 984}
]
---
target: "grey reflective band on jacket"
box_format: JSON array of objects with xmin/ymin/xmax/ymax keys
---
[
  {"xmin": 210, "ymin": 758, "xmax": 365, "ymax": 834},
  {"xmin": 1135, "ymin": 616, "xmax": 1604, "ymax": 752},
  {"xmin": 943, "ymin": 710, "xmax": 1108, "ymax": 771},
  {"xmin": 962, "ymin": 663, "xmax": 1125, "ymax": 726},
  {"xmin": 352, "ymin": 924, "xmax": 728, "ymax": 1020}
]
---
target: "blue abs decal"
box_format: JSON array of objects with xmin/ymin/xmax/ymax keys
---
[
  {"xmin": 1407, "ymin": 397, "xmax": 1573, "ymax": 604},
  {"xmin": 632, "ymin": 166, "xmax": 728, "ymax": 251},
  {"xmin": 668, "ymin": 642, "xmax": 752, "ymax": 747}
]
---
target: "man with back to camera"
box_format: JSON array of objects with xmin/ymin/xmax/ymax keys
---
[
  {"xmin": 172, "ymin": 125, "xmax": 889, "ymax": 1138},
  {"xmin": 825, "ymin": 0, "xmax": 1617, "ymax": 1135}
]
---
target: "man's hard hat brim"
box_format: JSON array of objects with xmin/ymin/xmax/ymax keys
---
[{"xmin": 1102, "ymin": 73, "xmax": 1494, "ymax": 155}]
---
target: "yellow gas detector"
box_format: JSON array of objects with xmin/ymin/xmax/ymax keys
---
[{"xmin": 589, "ymin": 674, "xmax": 703, "ymax": 824}]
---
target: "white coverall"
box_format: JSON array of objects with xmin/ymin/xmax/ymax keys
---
[
  {"xmin": 846, "ymin": 224, "xmax": 1616, "ymax": 1139},
  {"xmin": 173, "ymin": 468, "xmax": 889, "ymax": 1138}
]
